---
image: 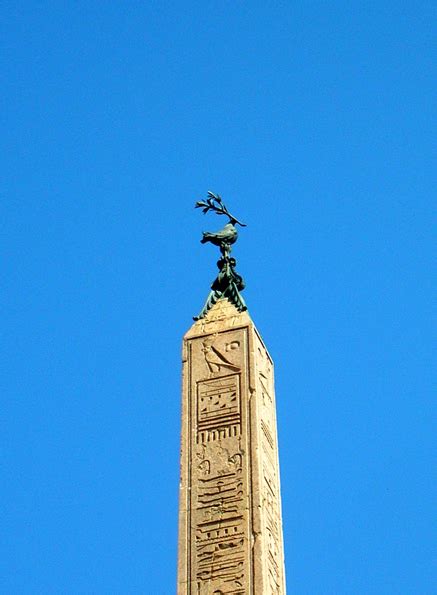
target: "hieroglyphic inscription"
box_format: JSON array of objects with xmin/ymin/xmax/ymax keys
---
[
  {"xmin": 188, "ymin": 328, "xmax": 250, "ymax": 594},
  {"xmin": 197, "ymin": 375, "xmax": 241, "ymax": 443},
  {"xmin": 263, "ymin": 467, "xmax": 282, "ymax": 593},
  {"xmin": 193, "ymin": 438, "xmax": 246, "ymax": 592},
  {"xmin": 197, "ymin": 472, "xmax": 243, "ymax": 520},
  {"xmin": 202, "ymin": 337, "xmax": 241, "ymax": 376},
  {"xmin": 256, "ymin": 338, "xmax": 285, "ymax": 593},
  {"xmin": 261, "ymin": 419, "xmax": 275, "ymax": 450},
  {"xmin": 194, "ymin": 459, "xmax": 246, "ymax": 593},
  {"xmin": 196, "ymin": 518, "xmax": 245, "ymax": 594}
]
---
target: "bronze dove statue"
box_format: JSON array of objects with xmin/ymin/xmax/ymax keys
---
[
  {"xmin": 194, "ymin": 191, "xmax": 247, "ymax": 319},
  {"xmin": 201, "ymin": 222, "xmax": 238, "ymax": 247}
]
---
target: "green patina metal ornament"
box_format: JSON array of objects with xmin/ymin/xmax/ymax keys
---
[{"xmin": 194, "ymin": 191, "xmax": 247, "ymax": 320}]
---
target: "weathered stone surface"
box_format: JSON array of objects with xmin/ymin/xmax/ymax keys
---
[{"xmin": 178, "ymin": 299, "xmax": 286, "ymax": 594}]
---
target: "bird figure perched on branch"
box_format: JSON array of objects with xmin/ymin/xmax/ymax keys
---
[
  {"xmin": 194, "ymin": 191, "xmax": 247, "ymax": 319},
  {"xmin": 195, "ymin": 191, "xmax": 245, "ymax": 256},
  {"xmin": 201, "ymin": 222, "xmax": 238, "ymax": 247}
]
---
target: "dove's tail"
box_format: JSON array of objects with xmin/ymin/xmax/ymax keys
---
[{"xmin": 201, "ymin": 232, "xmax": 212, "ymax": 244}]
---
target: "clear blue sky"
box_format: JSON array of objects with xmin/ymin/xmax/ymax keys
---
[{"xmin": 2, "ymin": 2, "xmax": 435, "ymax": 593}]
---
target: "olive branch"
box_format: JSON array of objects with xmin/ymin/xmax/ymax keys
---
[{"xmin": 195, "ymin": 191, "xmax": 246, "ymax": 226}]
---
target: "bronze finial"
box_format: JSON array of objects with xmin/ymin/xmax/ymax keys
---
[{"xmin": 194, "ymin": 191, "xmax": 247, "ymax": 320}]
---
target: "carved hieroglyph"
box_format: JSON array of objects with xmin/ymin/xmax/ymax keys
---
[{"xmin": 178, "ymin": 299, "xmax": 286, "ymax": 594}]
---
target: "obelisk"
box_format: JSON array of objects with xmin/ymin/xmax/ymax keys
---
[{"xmin": 177, "ymin": 193, "xmax": 286, "ymax": 594}]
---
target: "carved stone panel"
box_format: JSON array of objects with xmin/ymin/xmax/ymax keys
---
[
  {"xmin": 186, "ymin": 327, "xmax": 252, "ymax": 595},
  {"xmin": 196, "ymin": 374, "xmax": 241, "ymax": 443}
]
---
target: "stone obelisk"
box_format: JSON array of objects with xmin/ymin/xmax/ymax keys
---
[{"xmin": 177, "ymin": 193, "xmax": 286, "ymax": 594}]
